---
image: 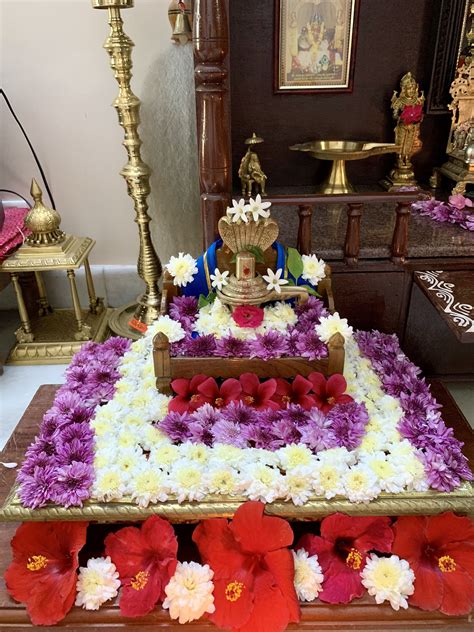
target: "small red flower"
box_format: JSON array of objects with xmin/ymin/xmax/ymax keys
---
[
  {"xmin": 272, "ymin": 375, "xmax": 315, "ymax": 410},
  {"xmin": 308, "ymin": 372, "xmax": 353, "ymax": 413},
  {"xmin": 232, "ymin": 305, "xmax": 264, "ymax": 328},
  {"xmin": 105, "ymin": 515, "xmax": 178, "ymax": 617},
  {"xmin": 168, "ymin": 374, "xmax": 210, "ymax": 413},
  {"xmin": 5, "ymin": 521, "xmax": 88, "ymax": 625},
  {"xmin": 193, "ymin": 501, "xmax": 300, "ymax": 632},
  {"xmin": 239, "ymin": 372, "xmax": 279, "ymax": 410},
  {"xmin": 400, "ymin": 104, "xmax": 423, "ymax": 125},
  {"xmin": 198, "ymin": 376, "xmax": 242, "ymax": 409},
  {"xmin": 392, "ymin": 512, "xmax": 474, "ymax": 615},
  {"xmin": 298, "ymin": 513, "xmax": 394, "ymax": 604}
]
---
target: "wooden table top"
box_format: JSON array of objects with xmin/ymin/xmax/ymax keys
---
[{"xmin": 0, "ymin": 384, "xmax": 473, "ymax": 629}]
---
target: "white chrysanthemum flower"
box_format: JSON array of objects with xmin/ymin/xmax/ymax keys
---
[
  {"xmin": 362, "ymin": 453, "xmax": 406, "ymax": 493},
  {"xmin": 361, "ymin": 554, "xmax": 414, "ymax": 610},
  {"xmin": 211, "ymin": 444, "xmax": 245, "ymax": 468},
  {"xmin": 262, "ymin": 268, "xmax": 289, "ymax": 294},
  {"xmin": 140, "ymin": 424, "xmax": 168, "ymax": 451},
  {"xmin": 92, "ymin": 467, "xmax": 127, "ymax": 502},
  {"xmin": 163, "ymin": 561, "xmax": 215, "ymax": 624},
  {"xmin": 169, "ymin": 460, "xmax": 207, "ymax": 503},
  {"xmin": 210, "ymin": 268, "xmax": 230, "ymax": 291},
  {"xmin": 344, "ymin": 464, "xmax": 381, "ymax": 503},
  {"xmin": 357, "ymin": 431, "xmax": 388, "ymax": 455},
  {"xmin": 150, "ymin": 315, "xmax": 185, "ymax": 343},
  {"xmin": 301, "ymin": 254, "xmax": 326, "ymax": 286},
  {"xmin": 226, "ymin": 198, "xmax": 249, "ymax": 223},
  {"xmin": 283, "ymin": 468, "xmax": 314, "ymax": 506},
  {"xmin": 264, "ymin": 302, "xmax": 298, "ymax": 330},
  {"xmin": 246, "ymin": 194, "xmax": 272, "ymax": 221},
  {"xmin": 130, "ymin": 465, "xmax": 169, "ymax": 508},
  {"xmin": 315, "ymin": 313, "xmax": 353, "ymax": 343},
  {"xmin": 277, "ymin": 444, "xmax": 314, "ymax": 470},
  {"xmin": 115, "ymin": 446, "xmax": 145, "ymax": 480},
  {"xmin": 165, "ymin": 252, "xmax": 198, "ymax": 287},
  {"xmin": 318, "ymin": 446, "xmax": 355, "ymax": 466},
  {"xmin": 292, "ymin": 549, "xmax": 324, "ymax": 602},
  {"xmin": 241, "ymin": 463, "xmax": 285, "ymax": 503},
  {"xmin": 313, "ymin": 462, "xmax": 347, "ymax": 499},
  {"xmin": 149, "ymin": 443, "xmax": 181, "ymax": 469},
  {"xmin": 182, "ymin": 443, "xmax": 211, "ymax": 465},
  {"xmin": 206, "ymin": 466, "xmax": 242, "ymax": 495},
  {"xmin": 75, "ymin": 556, "xmax": 120, "ymax": 610}
]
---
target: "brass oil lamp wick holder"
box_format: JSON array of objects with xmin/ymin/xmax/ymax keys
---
[{"xmin": 216, "ymin": 214, "xmax": 308, "ymax": 307}]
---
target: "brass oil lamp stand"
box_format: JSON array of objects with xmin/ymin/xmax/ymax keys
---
[{"xmin": 92, "ymin": 0, "xmax": 162, "ymax": 338}]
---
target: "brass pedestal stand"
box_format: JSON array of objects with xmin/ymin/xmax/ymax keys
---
[{"xmin": 92, "ymin": 0, "xmax": 162, "ymax": 339}]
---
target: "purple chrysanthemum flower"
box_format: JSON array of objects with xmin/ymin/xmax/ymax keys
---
[
  {"xmin": 212, "ymin": 419, "xmax": 247, "ymax": 448},
  {"xmin": 271, "ymin": 417, "xmax": 301, "ymax": 444},
  {"xmin": 327, "ymin": 401, "xmax": 369, "ymax": 450},
  {"xmin": 56, "ymin": 438, "xmax": 94, "ymax": 465},
  {"xmin": 221, "ymin": 401, "xmax": 260, "ymax": 426},
  {"xmin": 183, "ymin": 334, "xmax": 217, "ymax": 357},
  {"xmin": 159, "ymin": 411, "xmax": 193, "ymax": 442},
  {"xmin": 300, "ymin": 408, "xmax": 337, "ymax": 452},
  {"xmin": 170, "ymin": 335, "xmax": 191, "ymax": 357},
  {"xmin": 17, "ymin": 451, "xmax": 54, "ymax": 482},
  {"xmin": 169, "ymin": 296, "xmax": 198, "ymax": 330},
  {"xmin": 279, "ymin": 404, "xmax": 310, "ymax": 427},
  {"xmin": 59, "ymin": 422, "xmax": 94, "ymax": 444},
  {"xmin": 249, "ymin": 331, "xmax": 288, "ymax": 360},
  {"xmin": 25, "ymin": 435, "xmax": 57, "ymax": 458},
  {"xmin": 52, "ymin": 461, "xmax": 94, "ymax": 507},
  {"xmin": 188, "ymin": 420, "xmax": 215, "ymax": 446},
  {"xmin": 284, "ymin": 327, "xmax": 300, "ymax": 356},
  {"xmin": 215, "ymin": 336, "xmax": 251, "ymax": 358},
  {"xmin": 295, "ymin": 296, "xmax": 326, "ymax": 318},
  {"xmin": 40, "ymin": 412, "xmax": 68, "ymax": 439},
  {"xmin": 18, "ymin": 464, "xmax": 58, "ymax": 508},
  {"xmin": 103, "ymin": 336, "xmax": 131, "ymax": 355},
  {"xmin": 191, "ymin": 402, "xmax": 222, "ymax": 426},
  {"xmin": 64, "ymin": 365, "xmax": 89, "ymax": 391},
  {"xmin": 295, "ymin": 330, "xmax": 328, "ymax": 360},
  {"xmin": 421, "ymin": 449, "xmax": 461, "ymax": 492},
  {"xmin": 241, "ymin": 423, "xmax": 284, "ymax": 451}
]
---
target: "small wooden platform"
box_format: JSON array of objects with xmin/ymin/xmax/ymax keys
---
[{"xmin": 415, "ymin": 270, "xmax": 474, "ymax": 344}]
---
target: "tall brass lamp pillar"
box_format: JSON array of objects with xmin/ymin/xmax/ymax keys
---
[{"xmin": 92, "ymin": 0, "xmax": 162, "ymax": 339}]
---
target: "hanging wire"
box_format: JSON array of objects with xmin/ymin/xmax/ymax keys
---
[{"xmin": 0, "ymin": 88, "xmax": 56, "ymax": 209}]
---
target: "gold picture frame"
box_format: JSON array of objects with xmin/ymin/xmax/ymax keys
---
[{"xmin": 275, "ymin": 0, "xmax": 359, "ymax": 93}]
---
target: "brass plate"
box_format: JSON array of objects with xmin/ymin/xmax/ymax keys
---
[
  {"xmin": 1, "ymin": 483, "xmax": 472, "ymax": 523},
  {"xmin": 7, "ymin": 308, "xmax": 111, "ymax": 365}
]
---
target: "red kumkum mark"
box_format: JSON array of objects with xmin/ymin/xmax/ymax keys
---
[{"xmin": 225, "ymin": 580, "xmax": 244, "ymax": 602}]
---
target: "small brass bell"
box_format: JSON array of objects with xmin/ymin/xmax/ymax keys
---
[{"xmin": 169, "ymin": 1, "xmax": 192, "ymax": 45}]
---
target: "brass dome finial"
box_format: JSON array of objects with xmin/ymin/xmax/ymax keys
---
[{"xmin": 25, "ymin": 179, "xmax": 65, "ymax": 247}]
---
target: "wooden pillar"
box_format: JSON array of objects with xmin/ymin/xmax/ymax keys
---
[
  {"xmin": 297, "ymin": 205, "xmax": 313, "ymax": 255},
  {"xmin": 193, "ymin": 0, "xmax": 232, "ymax": 249},
  {"xmin": 153, "ymin": 332, "xmax": 172, "ymax": 394},
  {"xmin": 391, "ymin": 201, "xmax": 411, "ymax": 263},
  {"xmin": 344, "ymin": 202, "xmax": 363, "ymax": 265}
]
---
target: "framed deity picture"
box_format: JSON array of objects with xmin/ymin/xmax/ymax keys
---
[{"xmin": 275, "ymin": 0, "xmax": 360, "ymax": 93}]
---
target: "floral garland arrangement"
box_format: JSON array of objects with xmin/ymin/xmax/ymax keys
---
[
  {"xmin": 5, "ymin": 504, "xmax": 474, "ymax": 626},
  {"xmin": 412, "ymin": 193, "xmax": 474, "ymax": 232}
]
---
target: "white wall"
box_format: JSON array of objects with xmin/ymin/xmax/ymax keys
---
[{"xmin": 1, "ymin": 0, "xmax": 201, "ymax": 268}]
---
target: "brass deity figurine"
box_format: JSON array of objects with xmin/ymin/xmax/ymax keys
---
[
  {"xmin": 433, "ymin": 1, "xmax": 474, "ymax": 194},
  {"xmin": 382, "ymin": 72, "xmax": 424, "ymax": 190},
  {"xmin": 238, "ymin": 133, "xmax": 268, "ymax": 198}
]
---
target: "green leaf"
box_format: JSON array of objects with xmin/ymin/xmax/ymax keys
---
[
  {"xmin": 198, "ymin": 294, "xmax": 209, "ymax": 309},
  {"xmin": 245, "ymin": 245, "xmax": 265, "ymax": 264},
  {"xmin": 287, "ymin": 247, "xmax": 304, "ymax": 279},
  {"xmin": 207, "ymin": 291, "xmax": 217, "ymax": 304},
  {"xmin": 300, "ymin": 284, "xmax": 321, "ymax": 298}
]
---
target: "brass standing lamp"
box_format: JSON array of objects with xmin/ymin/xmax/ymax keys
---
[
  {"xmin": 92, "ymin": 0, "xmax": 162, "ymax": 339},
  {"xmin": 0, "ymin": 180, "xmax": 109, "ymax": 364}
]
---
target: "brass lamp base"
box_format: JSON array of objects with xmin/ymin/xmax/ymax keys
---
[
  {"xmin": 107, "ymin": 302, "xmax": 143, "ymax": 340},
  {"xmin": 7, "ymin": 308, "xmax": 111, "ymax": 365},
  {"xmin": 318, "ymin": 159, "xmax": 355, "ymax": 194},
  {"xmin": 436, "ymin": 156, "xmax": 474, "ymax": 195}
]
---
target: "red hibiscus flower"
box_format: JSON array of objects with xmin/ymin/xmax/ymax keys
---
[
  {"xmin": 232, "ymin": 305, "xmax": 264, "ymax": 328},
  {"xmin": 298, "ymin": 513, "xmax": 393, "ymax": 604},
  {"xmin": 308, "ymin": 372, "xmax": 353, "ymax": 413},
  {"xmin": 272, "ymin": 375, "xmax": 315, "ymax": 410},
  {"xmin": 105, "ymin": 515, "xmax": 178, "ymax": 617},
  {"xmin": 239, "ymin": 372, "xmax": 279, "ymax": 410},
  {"xmin": 168, "ymin": 374, "xmax": 210, "ymax": 413},
  {"xmin": 193, "ymin": 501, "xmax": 300, "ymax": 632},
  {"xmin": 5, "ymin": 521, "xmax": 88, "ymax": 625},
  {"xmin": 197, "ymin": 376, "xmax": 242, "ymax": 409},
  {"xmin": 392, "ymin": 512, "xmax": 474, "ymax": 615},
  {"xmin": 400, "ymin": 104, "xmax": 423, "ymax": 125}
]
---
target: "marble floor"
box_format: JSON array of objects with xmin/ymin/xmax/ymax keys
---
[{"xmin": 0, "ymin": 310, "xmax": 473, "ymax": 452}]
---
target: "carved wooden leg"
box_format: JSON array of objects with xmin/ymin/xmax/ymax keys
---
[
  {"xmin": 67, "ymin": 270, "xmax": 92, "ymax": 341},
  {"xmin": 34, "ymin": 272, "xmax": 52, "ymax": 317},
  {"xmin": 391, "ymin": 201, "xmax": 411, "ymax": 263},
  {"xmin": 344, "ymin": 202, "xmax": 363, "ymax": 265},
  {"xmin": 297, "ymin": 204, "xmax": 313, "ymax": 255},
  {"xmin": 327, "ymin": 332, "xmax": 345, "ymax": 375},
  {"xmin": 153, "ymin": 332, "xmax": 172, "ymax": 394},
  {"xmin": 11, "ymin": 273, "xmax": 34, "ymax": 343}
]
